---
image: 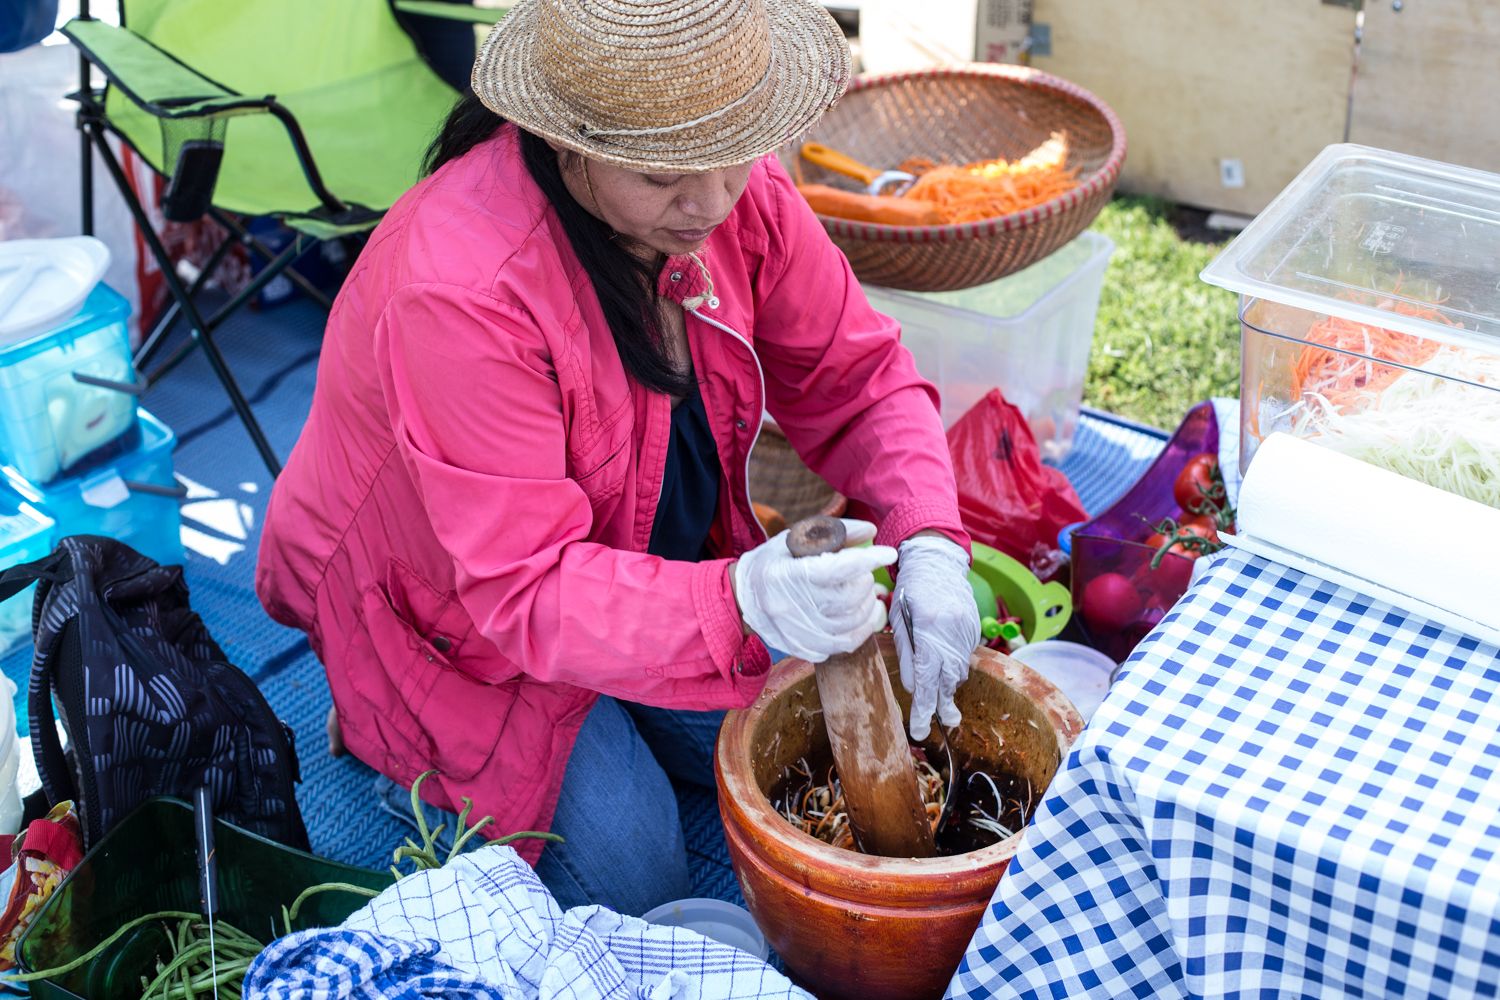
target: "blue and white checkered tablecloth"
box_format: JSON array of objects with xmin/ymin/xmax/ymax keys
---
[{"xmin": 946, "ymin": 548, "xmax": 1500, "ymax": 1000}]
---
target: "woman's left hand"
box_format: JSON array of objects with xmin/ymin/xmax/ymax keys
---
[{"xmin": 890, "ymin": 534, "xmax": 982, "ymax": 741}]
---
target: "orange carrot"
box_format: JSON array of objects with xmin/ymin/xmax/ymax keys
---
[
  {"xmin": 795, "ymin": 183, "xmax": 944, "ymax": 226},
  {"xmin": 799, "ymin": 132, "xmax": 1081, "ymax": 226},
  {"xmin": 1291, "ymin": 291, "xmax": 1456, "ymax": 409}
]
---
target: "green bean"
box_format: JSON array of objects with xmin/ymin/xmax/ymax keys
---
[
  {"xmin": 140, "ymin": 940, "xmax": 208, "ymax": 997},
  {"xmin": 283, "ymin": 881, "xmax": 380, "ymax": 929},
  {"xmin": 1, "ymin": 910, "xmax": 202, "ymax": 982}
]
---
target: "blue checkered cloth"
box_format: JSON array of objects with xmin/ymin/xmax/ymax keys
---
[
  {"xmin": 245, "ymin": 843, "xmax": 810, "ymax": 1000},
  {"xmin": 946, "ymin": 548, "xmax": 1500, "ymax": 1000}
]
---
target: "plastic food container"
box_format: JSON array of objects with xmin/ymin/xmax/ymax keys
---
[
  {"xmin": 1201, "ymin": 144, "xmax": 1500, "ymax": 509},
  {"xmin": 0, "ymin": 491, "xmax": 54, "ymax": 656},
  {"xmin": 642, "ymin": 897, "xmax": 770, "ymax": 961},
  {"xmin": 0, "ymin": 282, "xmax": 139, "ymax": 486},
  {"xmin": 16, "ymin": 797, "xmax": 392, "ymax": 999},
  {"xmin": 1069, "ymin": 403, "xmax": 1219, "ymax": 663},
  {"xmin": 864, "ymin": 231, "xmax": 1115, "ymax": 461},
  {"xmin": 1008, "ymin": 640, "xmax": 1117, "ymax": 722},
  {"xmin": 2, "ymin": 408, "xmax": 184, "ymax": 570}
]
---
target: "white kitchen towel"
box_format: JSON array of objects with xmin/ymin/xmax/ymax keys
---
[{"xmin": 243, "ymin": 844, "xmax": 809, "ymax": 1000}]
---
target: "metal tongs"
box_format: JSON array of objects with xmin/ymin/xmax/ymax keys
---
[
  {"xmin": 896, "ymin": 593, "xmax": 960, "ymax": 836},
  {"xmin": 193, "ymin": 786, "xmax": 221, "ymax": 999}
]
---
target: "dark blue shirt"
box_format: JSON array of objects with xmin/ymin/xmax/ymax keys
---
[{"xmin": 646, "ymin": 383, "xmax": 721, "ymax": 562}]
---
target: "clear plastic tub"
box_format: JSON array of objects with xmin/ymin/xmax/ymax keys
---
[
  {"xmin": 0, "ymin": 282, "xmax": 139, "ymax": 486},
  {"xmin": 1202, "ymin": 143, "xmax": 1500, "ymax": 509},
  {"xmin": 2, "ymin": 408, "xmax": 184, "ymax": 570},
  {"xmin": 864, "ymin": 232, "xmax": 1115, "ymax": 461}
]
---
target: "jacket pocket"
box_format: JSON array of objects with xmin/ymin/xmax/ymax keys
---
[
  {"xmin": 350, "ymin": 559, "xmax": 519, "ymax": 782},
  {"xmin": 569, "ymin": 425, "xmax": 630, "ymax": 505}
]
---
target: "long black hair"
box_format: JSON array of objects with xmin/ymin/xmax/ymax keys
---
[{"xmin": 424, "ymin": 95, "xmax": 695, "ymax": 397}]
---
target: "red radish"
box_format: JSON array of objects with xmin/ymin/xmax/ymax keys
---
[{"xmin": 1081, "ymin": 573, "xmax": 1145, "ymax": 633}]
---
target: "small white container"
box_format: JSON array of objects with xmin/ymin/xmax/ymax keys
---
[
  {"xmin": 1008, "ymin": 640, "xmax": 1117, "ymax": 723},
  {"xmin": 864, "ymin": 231, "xmax": 1115, "ymax": 461},
  {"xmin": 642, "ymin": 897, "xmax": 769, "ymax": 961}
]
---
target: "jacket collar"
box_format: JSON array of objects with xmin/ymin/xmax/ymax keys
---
[{"xmin": 656, "ymin": 251, "xmax": 717, "ymax": 310}]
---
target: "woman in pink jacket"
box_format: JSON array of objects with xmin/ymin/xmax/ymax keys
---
[{"xmin": 257, "ymin": 0, "xmax": 979, "ymax": 914}]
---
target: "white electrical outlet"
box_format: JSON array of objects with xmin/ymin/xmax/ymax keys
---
[{"xmin": 1219, "ymin": 159, "xmax": 1246, "ymax": 189}]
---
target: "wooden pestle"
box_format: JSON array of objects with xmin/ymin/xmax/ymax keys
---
[{"xmin": 786, "ymin": 516, "xmax": 936, "ymax": 858}]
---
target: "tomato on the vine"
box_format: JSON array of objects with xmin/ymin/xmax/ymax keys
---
[
  {"xmin": 1146, "ymin": 530, "xmax": 1198, "ymax": 560},
  {"xmin": 1173, "ymin": 453, "xmax": 1226, "ymax": 514},
  {"xmin": 1134, "ymin": 549, "xmax": 1194, "ymax": 596},
  {"xmin": 1177, "ymin": 513, "xmax": 1221, "ymax": 545}
]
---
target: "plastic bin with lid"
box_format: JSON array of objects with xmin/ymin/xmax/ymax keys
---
[
  {"xmin": 862, "ymin": 231, "xmax": 1114, "ymax": 462},
  {"xmin": 1201, "ymin": 143, "xmax": 1500, "ymax": 509},
  {"xmin": 3, "ymin": 407, "xmax": 185, "ymax": 570},
  {"xmin": 0, "ymin": 238, "xmax": 139, "ymax": 486}
]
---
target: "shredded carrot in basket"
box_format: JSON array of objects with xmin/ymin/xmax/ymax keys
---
[
  {"xmin": 1290, "ymin": 291, "xmax": 1457, "ymax": 410},
  {"xmin": 898, "ymin": 131, "xmax": 1080, "ymax": 224},
  {"xmin": 798, "ymin": 132, "xmax": 1080, "ymax": 226}
]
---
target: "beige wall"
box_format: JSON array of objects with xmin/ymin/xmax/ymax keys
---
[
  {"xmin": 1349, "ymin": 0, "xmax": 1500, "ymax": 173},
  {"xmin": 1026, "ymin": 0, "xmax": 1356, "ymax": 215},
  {"xmin": 855, "ymin": 1, "xmax": 1500, "ymax": 213}
]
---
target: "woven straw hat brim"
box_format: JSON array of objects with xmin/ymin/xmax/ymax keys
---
[{"xmin": 473, "ymin": 0, "xmax": 850, "ymax": 173}]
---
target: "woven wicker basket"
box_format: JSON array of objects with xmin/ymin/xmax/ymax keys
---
[
  {"xmin": 781, "ymin": 64, "xmax": 1126, "ymax": 292},
  {"xmin": 747, "ymin": 421, "xmax": 846, "ymax": 528}
]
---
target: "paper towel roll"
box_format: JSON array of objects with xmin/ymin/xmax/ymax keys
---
[{"xmin": 1233, "ymin": 433, "xmax": 1500, "ymax": 641}]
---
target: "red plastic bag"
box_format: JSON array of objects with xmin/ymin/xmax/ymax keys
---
[{"xmin": 948, "ymin": 389, "xmax": 1088, "ymax": 564}]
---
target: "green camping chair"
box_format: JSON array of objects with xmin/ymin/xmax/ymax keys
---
[{"xmin": 63, "ymin": 0, "xmax": 503, "ymax": 476}]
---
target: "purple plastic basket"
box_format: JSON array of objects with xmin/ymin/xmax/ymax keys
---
[{"xmin": 1070, "ymin": 403, "xmax": 1220, "ymax": 662}]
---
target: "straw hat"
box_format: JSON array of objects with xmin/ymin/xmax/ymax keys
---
[{"xmin": 472, "ymin": 0, "xmax": 851, "ymax": 173}]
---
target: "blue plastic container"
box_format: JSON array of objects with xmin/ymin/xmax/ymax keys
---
[
  {"xmin": 0, "ymin": 282, "xmax": 139, "ymax": 485},
  {"xmin": 2, "ymin": 408, "xmax": 184, "ymax": 570},
  {"xmin": 0, "ymin": 492, "xmax": 55, "ymax": 655}
]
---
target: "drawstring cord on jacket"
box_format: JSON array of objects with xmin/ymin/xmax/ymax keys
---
[{"xmin": 679, "ymin": 252, "xmax": 719, "ymax": 311}]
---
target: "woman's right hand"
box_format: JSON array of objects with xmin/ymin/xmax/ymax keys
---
[{"xmin": 732, "ymin": 518, "xmax": 898, "ymax": 663}]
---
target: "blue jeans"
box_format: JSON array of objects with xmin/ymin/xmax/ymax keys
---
[{"xmin": 376, "ymin": 698, "xmax": 725, "ymax": 916}]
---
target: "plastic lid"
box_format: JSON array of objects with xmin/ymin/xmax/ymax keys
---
[
  {"xmin": 641, "ymin": 897, "xmax": 769, "ymax": 961},
  {"xmin": 0, "ymin": 237, "xmax": 111, "ymax": 346},
  {"xmin": 1201, "ymin": 144, "xmax": 1500, "ymax": 354}
]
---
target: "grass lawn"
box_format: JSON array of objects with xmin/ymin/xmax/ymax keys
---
[{"xmin": 1083, "ymin": 197, "xmax": 1243, "ymax": 430}]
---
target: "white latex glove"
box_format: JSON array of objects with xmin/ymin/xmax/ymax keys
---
[
  {"xmin": 734, "ymin": 518, "xmax": 898, "ymax": 664},
  {"xmin": 891, "ymin": 535, "xmax": 981, "ymax": 741}
]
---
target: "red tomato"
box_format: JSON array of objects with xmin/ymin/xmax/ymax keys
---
[
  {"xmin": 1177, "ymin": 514, "xmax": 1221, "ymax": 546},
  {"xmin": 1147, "ymin": 530, "xmax": 1198, "ymax": 560},
  {"xmin": 1175, "ymin": 520, "xmax": 1219, "ymax": 549},
  {"xmin": 1173, "ymin": 454, "xmax": 1226, "ymax": 514},
  {"xmin": 1081, "ymin": 573, "xmax": 1145, "ymax": 633},
  {"xmin": 1134, "ymin": 550, "xmax": 1194, "ymax": 599}
]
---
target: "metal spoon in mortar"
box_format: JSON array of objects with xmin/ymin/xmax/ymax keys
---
[{"xmin": 896, "ymin": 592, "xmax": 959, "ymax": 836}]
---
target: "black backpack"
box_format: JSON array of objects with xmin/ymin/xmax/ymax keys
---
[{"xmin": 0, "ymin": 535, "xmax": 309, "ymax": 850}]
